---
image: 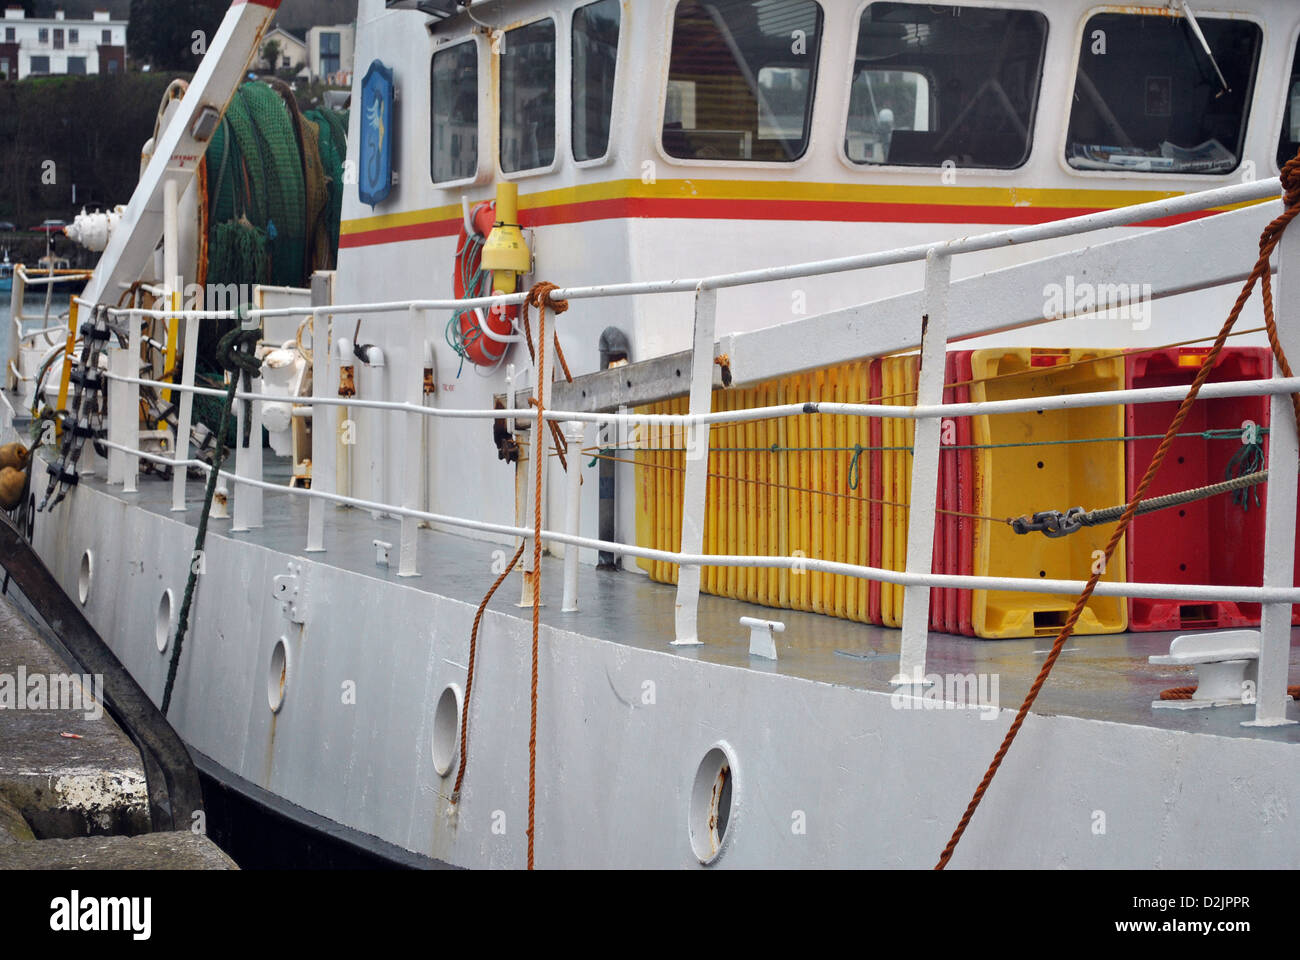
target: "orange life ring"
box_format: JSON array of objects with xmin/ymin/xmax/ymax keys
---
[{"xmin": 454, "ymin": 201, "xmax": 517, "ymax": 367}]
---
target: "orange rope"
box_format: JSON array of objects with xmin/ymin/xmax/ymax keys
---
[
  {"xmin": 524, "ymin": 282, "xmax": 568, "ymax": 870},
  {"xmin": 1160, "ymin": 684, "xmax": 1300, "ymax": 700},
  {"xmin": 197, "ymin": 156, "xmax": 209, "ymax": 288},
  {"xmin": 450, "ymin": 541, "xmax": 525, "ymax": 806},
  {"xmin": 521, "ymin": 285, "xmax": 574, "ymax": 471},
  {"xmin": 936, "ymin": 151, "xmax": 1300, "ymax": 870}
]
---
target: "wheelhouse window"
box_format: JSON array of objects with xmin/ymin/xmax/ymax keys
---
[
  {"xmin": 572, "ymin": 0, "xmax": 620, "ymax": 162},
  {"xmin": 431, "ymin": 40, "xmax": 478, "ymax": 183},
  {"xmin": 500, "ymin": 18, "xmax": 556, "ymax": 173},
  {"xmin": 661, "ymin": 0, "xmax": 823, "ymax": 163},
  {"xmin": 1277, "ymin": 39, "xmax": 1300, "ymax": 169},
  {"xmin": 847, "ymin": 3, "xmax": 1046, "ymax": 169},
  {"xmin": 1066, "ymin": 13, "xmax": 1260, "ymax": 174}
]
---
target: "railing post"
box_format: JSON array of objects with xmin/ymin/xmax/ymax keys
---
[
  {"xmin": 106, "ymin": 319, "xmax": 128, "ymax": 485},
  {"xmin": 894, "ymin": 250, "xmax": 950, "ymax": 686},
  {"xmin": 562, "ymin": 420, "xmax": 585, "ymax": 612},
  {"xmin": 1247, "ymin": 224, "xmax": 1300, "ymax": 727},
  {"xmin": 519, "ymin": 313, "xmax": 553, "ymax": 607},
  {"xmin": 232, "ymin": 314, "xmax": 263, "ymax": 532},
  {"xmin": 170, "ymin": 304, "xmax": 199, "ymax": 512},
  {"xmin": 672, "ymin": 284, "xmax": 716, "ymax": 646},
  {"xmin": 305, "ymin": 283, "xmax": 332, "ymax": 551},
  {"xmin": 397, "ymin": 305, "xmax": 423, "ymax": 577},
  {"xmin": 123, "ymin": 311, "xmax": 140, "ymax": 494},
  {"xmin": 161, "ymin": 177, "xmax": 180, "ymax": 408}
]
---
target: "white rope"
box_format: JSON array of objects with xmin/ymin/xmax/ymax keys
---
[
  {"xmin": 101, "ymin": 368, "xmax": 1300, "ymax": 426},
  {"xmin": 97, "ymin": 439, "xmax": 1300, "ymax": 605}
]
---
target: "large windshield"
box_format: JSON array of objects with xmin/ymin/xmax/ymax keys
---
[{"xmin": 1066, "ymin": 12, "xmax": 1260, "ymax": 175}]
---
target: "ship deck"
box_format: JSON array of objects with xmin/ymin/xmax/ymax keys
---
[{"xmin": 61, "ymin": 449, "xmax": 1300, "ymax": 747}]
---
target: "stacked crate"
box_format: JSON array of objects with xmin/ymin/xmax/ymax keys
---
[
  {"xmin": 634, "ymin": 347, "xmax": 1281, "ymax": 638},
  {"xmin": 1124, "ymin": 347, "xmax": 1297, "ymax": 630}
]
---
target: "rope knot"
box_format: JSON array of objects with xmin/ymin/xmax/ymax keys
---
[
  {"xmin": 1281, "ymin": 152, "xmax": 1300, "ymax": 208},
  {"xmin": 527, "ymin": 281, "xmax": 569, "ymax": 315},
  {"xmin": 216, "ymin": 326, "xmax": 263, "ymax": 377},
  {"xmin": 713, "ymin": 353, "xmax": 733, "ymax": 387}
]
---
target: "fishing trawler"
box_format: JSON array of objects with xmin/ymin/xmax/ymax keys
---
[{"xmin": 2, "ymin": 0, "xmax": 1299, "ymax": 869}]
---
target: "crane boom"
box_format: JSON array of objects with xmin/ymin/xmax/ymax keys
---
[{"xmin": 80, "ymin": 0, "xmax": 282, "ymax": 309}]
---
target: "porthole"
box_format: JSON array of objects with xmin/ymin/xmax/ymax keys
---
[
  {"xmin": 268, "ymin": 638, "xmax": 289, "ymax": 713},
  {"xmin": 689, "ymin": 742, "xmax": 739, "ymax": 865},
  {"xmin": 156, "ymin": 589, "xmax": 173, "ymax": 653},
  {"xmin": 78, "ymin": 550, "xmax": 93, "ymax": 605},
  {"xmin": 432, "ymin": 683, "xmax": 462, "ymax": 778}
]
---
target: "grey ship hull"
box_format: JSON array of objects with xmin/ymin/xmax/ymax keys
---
[{"xmin": 14, "ymin": 427, "xmax": 1299, "ymax": 869}]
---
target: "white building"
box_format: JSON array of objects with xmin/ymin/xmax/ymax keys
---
[
  {"xmin": 0, "ymin": 7, "xmax": 127, "ymax": 81},
  {"xmin": 306, "ymin": 23, "xmax": 354, "ymax": 86},
  {"xmin": 262, "ymin": 25, "xmax": 308, "ymax": 75}
]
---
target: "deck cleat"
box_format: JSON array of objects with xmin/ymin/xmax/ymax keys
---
[
  {"xmin": 740, "ymin": 617, "xmax": 785, "ymax": 661},
  {"xmin": 1149, "ymin": 630, "xmax": 1266, "ymax": 710}
]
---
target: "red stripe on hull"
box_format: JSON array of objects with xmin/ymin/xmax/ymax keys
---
[{"xmin": 340, "ymin": 197, "xmax": 1218, "ymax": 249}]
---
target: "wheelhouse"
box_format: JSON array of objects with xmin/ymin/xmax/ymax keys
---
[{"xmin": 350, "ymin": 0, "xmax": 1300, "ymax": 538}]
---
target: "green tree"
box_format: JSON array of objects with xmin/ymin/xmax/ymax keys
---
[
  {"xmin": 262, "ymin": 38, "xmax": 282, "ymax": 71},
  {"xmin": 128, "ymin": 0, "xmax": 228, "ymax": 71},
  {"xmin": 0, "ymin": 73, "xmax": 187, "ymax": 224}
]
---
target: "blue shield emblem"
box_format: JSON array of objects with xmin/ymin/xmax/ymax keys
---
[{"xmin": 359, "ymin": 60, "xmax": 395, "ymax": 207}]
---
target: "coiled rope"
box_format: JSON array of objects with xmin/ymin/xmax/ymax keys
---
[
  {"xmin": 445, "ymin": 219, "xmax": 491, "ymax": 375},
  {"xmin": 935, "ymin": 151, "xmax": 1300, "ymax": 870}
]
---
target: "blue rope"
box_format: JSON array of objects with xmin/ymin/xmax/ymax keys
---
[
  {"xmin": 848, "ymin": 443, "xmax": 865, "ymax": 491},
  {"xmin": 446, "ymin": 227, "xmax": 492, "ymax": 377}
]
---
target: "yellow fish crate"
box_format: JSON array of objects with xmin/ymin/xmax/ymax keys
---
[
  {"xmin": 968, "ymin": 348, "xmax": 1129, "ymax": 638},
  {"xmin": 633, "ymin": 361, "xmax": 879, "ymax": 623}
]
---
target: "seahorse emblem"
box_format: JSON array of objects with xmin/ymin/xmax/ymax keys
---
[{"xmin": 366, "ymin": 95, "xmax": 386, "ymax": 152}]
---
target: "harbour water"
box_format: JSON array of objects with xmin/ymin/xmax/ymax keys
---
[
  {"xmin": 0, "ymin": 286, "xmax": 82, "ymax": 381},
  {"xmin": 0, "ymin": 289, "xmax": 64, "ymax": 325}
]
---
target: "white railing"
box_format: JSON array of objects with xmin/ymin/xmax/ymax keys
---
[{"xmin": 71, "ymin": 173, "xmax": 1300, "ymax": 728}]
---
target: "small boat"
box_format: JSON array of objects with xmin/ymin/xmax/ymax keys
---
[{"xmin": 0, "ymin": 250, "xmax": 13, "ymax": 294}]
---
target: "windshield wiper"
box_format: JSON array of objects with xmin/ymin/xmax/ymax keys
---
[{"xmin": 1179, "ymin": 0, "xmax": 1230, "ymax": 98}]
